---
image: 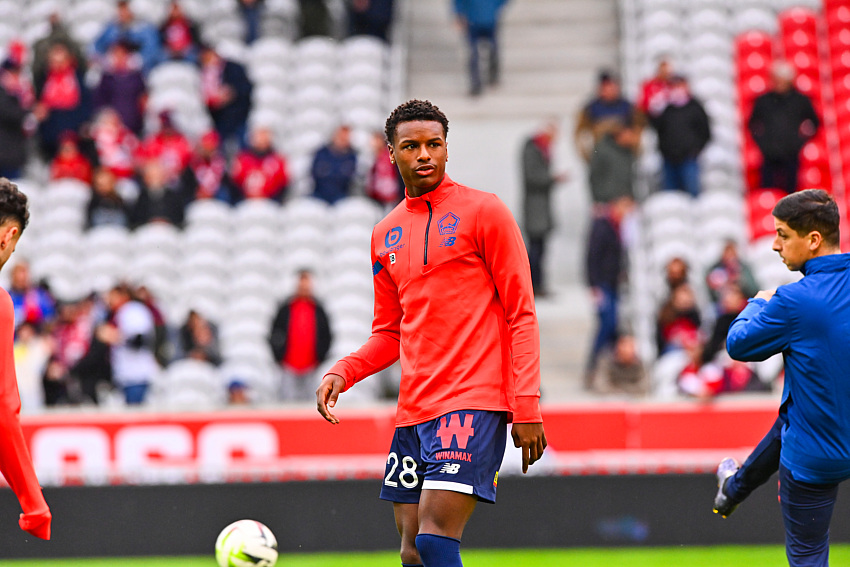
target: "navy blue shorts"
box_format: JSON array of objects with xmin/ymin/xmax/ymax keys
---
[{"xmin": 379, "ymin": 410, "xmax": 507, "ymax": 504}]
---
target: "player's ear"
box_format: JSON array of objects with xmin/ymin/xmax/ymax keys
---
[
  {"xmin": 388, "ymin": 145, "xmax": 395, "ymax": 165},
  {"xmin": 808, "ymin": 230, "xmax": 823, "ymax": 250},
  {"xmin": 0, "ymin": 223, "xmax": 18, "ymax": 250}
]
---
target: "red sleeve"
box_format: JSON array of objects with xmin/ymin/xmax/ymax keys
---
[
  {"xmin": 0, "ymin": 290, "xmax": 51, "ymax": 539},
  {"xmin": 325, "ymin": 231, "xmax": 401, "ymax": 391},
  {"xmin": 478, "ymin": 195, "xmax": 542, "ymax": 423}
]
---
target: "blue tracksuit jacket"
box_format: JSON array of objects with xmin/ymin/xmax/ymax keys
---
[{"xmin": 727, "ymin": 253, "xmax": 850, "ymax": 484}]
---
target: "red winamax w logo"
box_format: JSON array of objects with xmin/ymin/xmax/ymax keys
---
[{"xmin": 436, "ymin": 413, "xmax": 475, "ymax": 449}]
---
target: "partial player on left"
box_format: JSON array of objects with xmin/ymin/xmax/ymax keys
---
[{"xmin": 0, "ymin": 177, "xmax": 51, "ymax": 540}]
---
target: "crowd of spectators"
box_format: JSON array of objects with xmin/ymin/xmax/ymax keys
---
[
  {"xmin": 576, "ymin": 54, "xmax": 819, "ymax": 399},
  {"xmin": 12, "ymin": 257, "xmax": 341, "ymax": 410},
  {"xmin": 0, "ymin": 0, "xmax": 400, "ymax": 412},
  {"xmin": 654, "ymin": 248, "xmax": 769, "ymax": 399},
  {"xmin": 0, "ymin": 0, "xmax": 402, "ymax": 223}
]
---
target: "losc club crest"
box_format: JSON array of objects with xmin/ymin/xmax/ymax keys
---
[
  {"xmin": 438, "ymin": 213, "xmax": 460, "ymax": 235},
  {"xmin": 438, "ymin": 213, "xmax": 460, "ymax": 247}
]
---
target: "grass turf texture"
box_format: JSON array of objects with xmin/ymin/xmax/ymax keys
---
[{"xmin": 4, "ymin": 546, "xmax": 850, "ymax": 566}]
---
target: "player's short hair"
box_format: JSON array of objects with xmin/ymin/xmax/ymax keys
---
[
  {"xmin": 0, "ymin": 178, "xmax": 29, "ymax": 234},
  {"xmin": 385, "ymin": 99, "xmax": 449, "ymax": 146},
  {"xmin": 772, "ymin": 189, "xmax": 840, "ymax": 247}
]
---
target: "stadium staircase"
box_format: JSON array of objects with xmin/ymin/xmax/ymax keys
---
[{"xmin": 399, "ymin": 0, "xmax": 621, "ymax": 401}]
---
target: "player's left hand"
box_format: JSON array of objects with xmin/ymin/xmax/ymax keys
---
[
  {"xmin": 316, "ymin": 373, "xmax": 346, "ymax": 424},
  {"xmin": 755, "ymin": 289, "xmax": 776, "ymax": 301},
  {"xmin": 511, "ymin": 422, "xmax": 547, "ymax": 474}
]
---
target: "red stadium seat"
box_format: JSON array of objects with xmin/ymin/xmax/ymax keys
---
[
  {"xmin": 735, "ymin": 31, "xmax": 774, "ymax": 59},
  {"xmin": 795, "ymin": 73, "xmax": 822, "ymax": 101},
  {"xmin": 834, "ymin": 97, "xmax": 850, "ymax": 123},
  {"xmin": 826, "ymin": 3, "xmax": 850, "ymax": 28},
  {"xmin": 784, "ymin": 30, "xmax": 819, "ymax": 56},
  {"xmin": 747, "ymin": 189, "xmax": 787, "ymax": 240},
  {"xmin": 829, "ymin": 29, "xmax": 850, "ymax": 54},
  {"xmin": 779, "ymin": 8, "xmax": 819, "ymax": 38},
  {"xmin": 836, "ymin": 122, "xmax": 850, "ymax": 148},
  {"xmin": 743, "ymin": 138, "xmax": 762, "ymax": 170},
  {"xmin": 791, "ymin": 51, "xmax": 820, "ymax": 75},
  {"xmin": 739, "ymin": 51, "xmax": 772, "ymax": 77},
  {"xmin": 800, "ymin": 139, "xmax": 829, "ymax": 167},
  {"xmin": 832, "ymin": 73, "xmax": 850, "ymax": 102},
  {"xmin": 799, "ymin": 163, "xmax": 831, "ymax": 189},
  {"xmin": 738, "ymin": 74, "xmax": 769, "ymax": 102},
  {"xmin": 831, "ymin": 49, "xmax": 850, "ymax": 77}
]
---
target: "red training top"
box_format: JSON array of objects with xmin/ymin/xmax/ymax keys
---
[
  {"xmin": 327, "ymin": 176, "xmax": 542, "ymax": 427},
  {"xmin": 0, "ymin": 289, "xmax": 51, "ymax": 539}
]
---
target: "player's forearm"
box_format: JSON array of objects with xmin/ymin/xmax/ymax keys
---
[
  {"xmin": 726, "ymin": 299, "xmax": 783, "ymax": 362},
  {"xmin": 0, "ymin": 419, "xmax": 48, "ymax": 515}
]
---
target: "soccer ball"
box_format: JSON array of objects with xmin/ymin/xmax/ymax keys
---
[{"xmin": 215, "ymin": 519, "xmax": 279, "ymax": 567}]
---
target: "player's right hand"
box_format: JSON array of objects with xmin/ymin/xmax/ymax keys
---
[{"xmin": 316, "ymin": 373, "xmax": 346, "ymax": 424}]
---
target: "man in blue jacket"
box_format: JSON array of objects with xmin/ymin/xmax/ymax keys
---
[
  {"xmin": 453, "ymin": 0, "xmax": 508, "ymax": 96},
  {"xmin": 311, "ymin": 125, "xmax": 358, "ymax": 205},
  {"xmin": 719, "ymin": 189, "xmax": 850, "ymax": 566}
]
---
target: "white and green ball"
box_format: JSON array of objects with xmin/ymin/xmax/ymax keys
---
[{"xmin": 215, "ymin": 519, "xmax": 279, "ymax": 567}]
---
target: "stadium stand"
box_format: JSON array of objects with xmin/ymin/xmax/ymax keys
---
[
  {"xmin": 619, "ymin": 0, "xmax": 850, "ymax": 395},
  {"xmin": 0, "ymin": 0, "xmax": 404, "ymax": 409}
]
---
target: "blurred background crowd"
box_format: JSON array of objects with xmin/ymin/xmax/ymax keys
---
[{"xmin": 0, "ymin": 0, "xmax": 839, "ymax": 412}]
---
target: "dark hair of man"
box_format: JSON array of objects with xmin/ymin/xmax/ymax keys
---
[
  {"xmin": 0, "ymin": 177, "xmax": 29, "ymax": 233},
  {"xmin": 385, "ymin": 99, "xmax": 449, "ymax": 146},
  {"xmin": 772, "ymin": 188, "xmax": 840, "ymax": 247}
]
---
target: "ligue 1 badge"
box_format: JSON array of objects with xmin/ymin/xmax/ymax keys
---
[{"xmin": 390, "ymin": 253, "xmax": 397, "ymax": 265}]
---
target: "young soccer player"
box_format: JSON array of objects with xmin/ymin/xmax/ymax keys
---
[
  {"xmin": 722, "ymin": 189, "xmax": 850, "ymax": 566},
  {"xmin": 316, "ymin": 100, "xmax": 546, "ymax": 567},
  {"xmin": 0, "ymin": 178, "xmax": 52, "ymax": 539}
]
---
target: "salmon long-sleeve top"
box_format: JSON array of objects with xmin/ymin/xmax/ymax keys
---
[{"xmin": 327, "ymin": 176, "xmax": 543, "ymax": 427}]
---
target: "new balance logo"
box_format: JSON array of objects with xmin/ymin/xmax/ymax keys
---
[
  {"xmin": 436, "ymin": 413, "xmax": 475, "ymax": 449},
  {"xmin": 440, "ymin": 463, "xmax": 461, "ymax": 475}
]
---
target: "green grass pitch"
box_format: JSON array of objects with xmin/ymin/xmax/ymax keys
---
[{"xmin": 4, "ymin": 546, "xmax": 850, "ymax": 567}]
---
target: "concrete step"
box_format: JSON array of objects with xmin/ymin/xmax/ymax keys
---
[
  {"xmin": 401, "ymin": 92, "xmax": 587, "ymax": 120},
  {"xmin": 409, "ymin": 0, "xmax": 616, "ymax": 26},
  {"xmin": 409, "ymin": 21, "xmax": 616, "ymax": 51},
  {"xmin": 410, "ymin": 68, "xmax": 600, "ymax": 96}
]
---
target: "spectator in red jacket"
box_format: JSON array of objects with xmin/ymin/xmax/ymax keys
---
[
  {"xmin": 89, "ymin": 107, "xmax": 139, "ymax": 180},
  {"xmin": 365, "ymin": 130, "xmax": 404, "ymax": 211},
  {"xmin": 33, "ymin": 43, "xmax": 91, "ymax": 160},
  {"xmin": 136, "ymin": 110, "xmax": 192, "ymax": 183},
  {"xmin": 160, "ymin": 1, "xmax": 201, "ymax": 63},
  {"xmin": 637, "ymin": 58, "xmax": 673, "ymax": 119},
  {"xmin": 50, "ymin": 131, "xmax": 92, "ymax": 183},
  {"xmin": 185, "ymin": 130, "xmax": 236, "ymax": 202},
  {"xmin": 269, "ymin": 270, "xmax": 332, "ymax": 401},
  {"xmin": 231, "ymin": 126, "xmax": 288, "ymax": 201}
]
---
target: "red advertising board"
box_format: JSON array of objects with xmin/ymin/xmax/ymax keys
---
[{"xmin": 8, "ymin": 400, "xmax": 780, "ymax": 486}]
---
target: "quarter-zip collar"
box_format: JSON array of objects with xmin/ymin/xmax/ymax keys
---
[
  {"xmin": 405, "ymin": 175, "xmax": 456, "ymax": 211},
  {"xmin": 800, "ymin": 252, "xmax": 850, "ymax": 276}
]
